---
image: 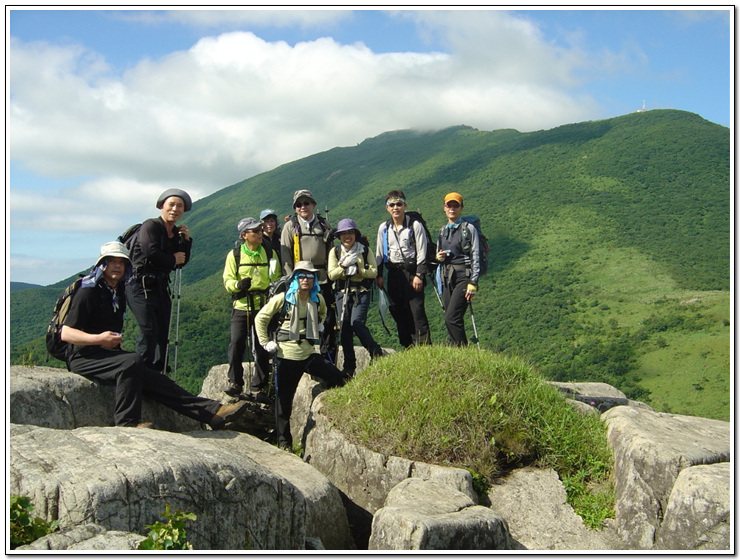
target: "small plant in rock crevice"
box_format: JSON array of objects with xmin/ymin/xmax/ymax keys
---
[
  {"xmin": 9, "ymin": 495, "xmax": 59, "ymax": 549},
  {"xmin": 137, "ymin": 504, "xmax": 197, "ymax": 550}
]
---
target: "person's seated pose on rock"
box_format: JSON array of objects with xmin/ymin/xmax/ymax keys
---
[
  {"xmin": 255, "ymin": 261, "xmax": 347, "ymax": 450},
  {"xmin": 61, "ymin": 241, "xmax": 247, "ymax": 429}
]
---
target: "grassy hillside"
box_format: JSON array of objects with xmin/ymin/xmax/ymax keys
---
[{"xmin": 10, "ymin": 110, "xmax": 730, "ymax": 420}]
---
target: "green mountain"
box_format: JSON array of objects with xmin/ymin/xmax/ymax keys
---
[{"xmin": 10, "ymin": 109, "xmax": 730, "ymax": 420}]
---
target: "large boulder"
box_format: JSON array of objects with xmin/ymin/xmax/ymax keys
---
[
  {"xmin": 655, "ymin": 462, "xmax": 731, "ymax": 550},
  {"xmin": 9, "ymin": 423, "xmax": 350, "ymax": 550},
  {"xmin": 10, "ymin": 366, "xmax": 201, "ymax": 432},
  {"xmin": 602, "ymin": 406, "xmax": 730, "ymax": 549},
  {"xmin": 548, "ymin": 381, "xmax": 653, "ymax": 413},
  {"xmin": 369, "ymin": 478, "xmax": 512, "ymax": 550}
]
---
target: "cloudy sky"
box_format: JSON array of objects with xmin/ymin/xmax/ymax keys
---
[{"xmin": 7, "ymin": 7, "xmax": 731, "ymax": 286}]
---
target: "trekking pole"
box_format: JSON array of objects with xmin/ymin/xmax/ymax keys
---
[
  {"xmin": 468, "ymin": 300, "xmax": 481, "ymax": 350},
  {"xmin": 162, "ymin": 268, "xmax": 178, "ymax": 377},
  {"xmin": 271, "ymin": 336, "xmax": 280, "ymax": 446},
  {"xmin": 172, "ymin": 266, "xmax": 183, "ymax": 377},
  {"xmin": 337, "ymin": 277, "xmax": 351, "ymax": 340}
]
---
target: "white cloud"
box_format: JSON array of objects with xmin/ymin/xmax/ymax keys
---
[{"xmin": 9, "ymin": 9, "xmax": 608, "ymax": 284}]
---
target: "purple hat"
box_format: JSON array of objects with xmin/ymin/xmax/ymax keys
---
[{"xmin": 334, "ymin": 218, "xmax": 359, "ymax": 238}]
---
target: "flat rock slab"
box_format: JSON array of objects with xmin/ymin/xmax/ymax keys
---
[
  {"xmin": 486, "ymin": 466, "xmax": 622, "ymax": 550},
  {"xmin": 16, "ymin": 523, "xmax": 144, "ymax": 551},
  {"xmin": 602, "ymin": 406, "xmax": 730, "ymax": 549}
]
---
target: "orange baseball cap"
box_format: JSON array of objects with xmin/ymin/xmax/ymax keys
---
[{"xmin": 444, "ymin": 192, "xmax": 463, "ymax": 205}]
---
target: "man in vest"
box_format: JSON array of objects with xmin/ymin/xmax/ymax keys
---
[
  {"xmin": 375, "ymin": 190, "xmax": 431, "ymax": 347},
  {"xmin": 223, "ymin": 217, "xmax": 281, "ymax": 401},
  {"xmin": 435, "ymin": 192, "xmax": 481, "ymax": 346},
  {"xmin": 280, "ymin": 190, "xmax": 337, "ymax": 363}
]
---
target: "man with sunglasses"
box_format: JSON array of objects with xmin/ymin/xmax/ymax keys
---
[
  {"xmin": 375, "ymin": 190, "xmax": 432, "ymax": 347},
  {"xmin": 224, "ymin": 217, "xmax": 281, "ymax": 401},
  {"xmin": 280, "ymin": 190, "xmax": 337, "ymax": 363},
  {"xmin": 435, "ymin": 192, "xmax": 481, "ymax": 346}
]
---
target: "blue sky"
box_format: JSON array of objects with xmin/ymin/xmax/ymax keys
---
[{"xmin": 7, "ymin": 7, "xmax": 732, "ymax": 286}]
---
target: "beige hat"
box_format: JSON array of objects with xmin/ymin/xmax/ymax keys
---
[
  {"xmin": 293, "ymin": 189, "xmax": 316, "ymax": 206},
  {"xmin": 293, "ymin": 260, "xmax": 319, "ymax": 276},
  {"xmin": 95, "ymin": 241, "xmax": 131, "ymax": 267}
]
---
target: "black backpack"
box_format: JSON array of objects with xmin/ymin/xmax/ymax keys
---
[
  {"xmin": 45, "ymin": 276, "xmax": 84, "ymax": 362},
  {"xmin": 381, "ymin": 211, "xmax": 438, "ymax": 274},
  {"xmin": 119, "ymin": 223, "xmax": 141, "ymax": 252},
  {"xmin": 266, "ymin": 275, "xmax": 291, "ymax": 342},
  {"xmin": 460, "ymin": 215, "xmax": 489, "ymax": 276}
]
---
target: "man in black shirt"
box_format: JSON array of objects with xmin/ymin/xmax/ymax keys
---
[{"xmin": 62, "ymin": 241, "xmax": 246, "ymax": 429}]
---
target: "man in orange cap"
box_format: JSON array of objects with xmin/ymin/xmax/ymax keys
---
[{"xmin": 435, "ymin": 192, "xmax": 482, "ymax": 346}]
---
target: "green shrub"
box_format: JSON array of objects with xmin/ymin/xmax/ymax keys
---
[
  {"xmin": 9, "ymin": 495, "xmax": 59, "ymax": 548},
  {"xmin": 324, "ymin": 346, "xmax": 615, "ymax": 528},
  {"xmin": 137, "ymin": 504, "xmax": 196, "ymax": 550}
]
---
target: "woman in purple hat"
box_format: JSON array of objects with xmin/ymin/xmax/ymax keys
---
[{"xmin": 328, "ymin": 218, "xmax": 384, "ymax": 377}]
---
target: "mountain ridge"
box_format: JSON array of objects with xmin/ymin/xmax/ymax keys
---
[{"xmin": 10, "ymin": 109, "xmax": 730, "ymax": 420}]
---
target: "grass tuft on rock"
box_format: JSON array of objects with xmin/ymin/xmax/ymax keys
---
[{"xmin": 323, "ymin": 345, "xmax": 614, "ymax": 528}]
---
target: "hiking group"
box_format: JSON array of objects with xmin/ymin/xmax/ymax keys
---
[{"xmin": 48, "ymin": 186, "xmax": 484, "ymax": 449}]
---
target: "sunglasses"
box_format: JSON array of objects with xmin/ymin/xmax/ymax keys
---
[
  {"xmin": 247, "ymin": 228, "xmax": 263, "ymax": 234},
  {"xmin": 295, "ymin": 200, "xmax": 313, "ymax": 208},
  {"xmin": 296, "ymin": 273, "xmax": 314, "ymax": 279},
  {"xmin": 387, "ymin": 202, "xmax": 405, "ymax": 208},
  {"xmin": 445, "ymin": 202, "xmax": 461, "ymax": 209}
]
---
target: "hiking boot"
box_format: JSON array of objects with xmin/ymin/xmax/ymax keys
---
[
  {"xmin": 249, "ymin": 391, "xmax": 272, "ymax": 405},
  {"xmin": 136, "ymin": 422, "xmax": 154, "ymax": 429},
  {"xmin": 278, "ymin": 441, "xmax": 292, "ymax": 452},
  {"xmin": 210, "ymin": 400, "xmax": 248, "ymax": 430},
  {"xmin": 224, "ymin": 382, "xmax": 244, "ymax": 397}
]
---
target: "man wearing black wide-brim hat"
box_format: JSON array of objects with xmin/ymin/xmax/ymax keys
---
[{"xmin": 125, "ymin": 188, "xmax": 193, "ymax": 373}]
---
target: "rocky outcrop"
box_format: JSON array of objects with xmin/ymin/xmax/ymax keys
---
[
  {"xmin": 602, "ymin": 406, "xmax": 730, "ymax": 550},
  {"xmin": 370, "ymin": 478, "xmax": 512, "ymax": 550},
  {"xmin": 9, "ymin": 418, "xmax": 353, "ymax": 550},
  {"xmin": 9, "ymin": 364, "xmax": 731, "ymax": 551}
]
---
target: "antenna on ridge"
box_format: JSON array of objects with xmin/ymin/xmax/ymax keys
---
[{"xmin": 637, "ymin": 100, "xmax": 647, "ymax": 113}]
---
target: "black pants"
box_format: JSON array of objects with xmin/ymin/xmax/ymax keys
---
[
  {"xmin": 442, "ymin": 270, "xmax": 470, "ymax": 346},
  {"xmin": 228, "ymin": 308, "xmax": 270, "ymax": 392},
  {"xmin": 318, "ymin": 282, "xmax": 338, "ymax": 363},
  {"xmin": 68, "ymin": 348, "xmax": 220, "ymax": 427},
  {"xmin": 386, "ymin": 266, "xmax": 431, "ymax": 347},
  {"xmin": 274, "ymin": 354, "xmax": 345, "ymax": 446},
  {"xmin": 126, "ymin": 278, "xmax": 172, "ymax": 371},
  {"xmin": 336, "ymin": 288, "xmax": 383, "ymax": 373}
]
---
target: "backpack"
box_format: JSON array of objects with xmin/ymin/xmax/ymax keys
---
[
  {"xmin": 460, "ymin": 215, "xmax": 489, "ymax": 276},
  {"xmin": 45, "ymin": 276, "xmax": 84, "ymax": 361},
  {"xmin": 119, "ymin": 223, "xmax": 142, "ymax": 251},
  {"xmin": 266, "ymin": 275, "xmax": 291, "ymax": 342},
  {"xmin": 333, "ymin": 235, "xmax": 375, "ymax": 290},
  {"xmin": 289, "ymin": 213, "xmax": 331, "ymax": 263},
  {"xmin": 381, "ymin": 211, "xmax": 438, "ymax": 275}
]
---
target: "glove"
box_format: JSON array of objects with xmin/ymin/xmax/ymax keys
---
[
  {"xmin": 345, "ymin": 265, "xmax": 358, "ymax": 277},
  {"xmin": 263, "ymin": 341, "xmax": 278, "ymax": 354},
  {"xmin": 318, "ymin": 323, "xmax": 325, "ymax": 333},
  {"xmin": 466, "ymin": 284, "xmax": 478, "ymax": 296},
  {"xmin": 237, "ymin": 278, "xmax": 251, "ymax": 291}
]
